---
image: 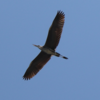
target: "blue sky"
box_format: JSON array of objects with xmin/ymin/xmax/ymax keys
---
[{"xmin": 0, "ymin": 0, "xmax": 100, "ymax": 100}]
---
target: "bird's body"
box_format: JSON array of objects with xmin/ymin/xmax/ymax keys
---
[
  {"xmin": 40, "ymin": 47, "xmax": 55, "ymax": 55},
  {"xmin": 23, "ymin": 11, "xmax": 68, "ymax": 80},
  {"xmin": 34, "ymin": 45, "xmax": 68, "ymax": 58}
]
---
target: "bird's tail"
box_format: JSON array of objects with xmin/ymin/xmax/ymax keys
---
[{"xmin": 55, "ymin": 52, "xmax": 68, "ymax": 59}]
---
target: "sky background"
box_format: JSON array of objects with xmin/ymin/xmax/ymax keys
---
[{"xmin": 0, "ymin": 0, "xmax": 100, "ymax": 100}]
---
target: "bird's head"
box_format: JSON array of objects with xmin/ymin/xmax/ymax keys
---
[{"xmin": 33, "ymin": 44, "xmax": 42, "ymax": 49}]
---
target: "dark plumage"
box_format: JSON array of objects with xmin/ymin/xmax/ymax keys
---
[
  {"xmin": 23, "ymin": 52, "xmax": 51, "ymax": 80},
  {"xmin": 44, "ymin": 11, "xmax": 65, "ymax": 50},
  {"xmin": 23, "ymin": 11, "xmax": 68, "ymax": 80}
]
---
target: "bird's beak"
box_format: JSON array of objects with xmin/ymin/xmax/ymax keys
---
[{"xmin": 33, "ymin": 44, "xmax": 37, "ymax": 47}]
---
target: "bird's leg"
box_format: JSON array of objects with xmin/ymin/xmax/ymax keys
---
[{"xmin": 55, "ymin": 52, "xmax": 68, "ymax": 59}]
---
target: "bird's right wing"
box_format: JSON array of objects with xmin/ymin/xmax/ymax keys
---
[
  {"xmin": 23, "ymin": 51, "xmax": 51, "ymax": 80},
  {"xmin": 44, "ymin": 11, "xmax": 65, "ymax": 50}
]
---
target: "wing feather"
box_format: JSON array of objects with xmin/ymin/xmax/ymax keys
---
[
  {"xmin": 23, "ymin": 51, "xmax": 51, "ymax": 80},
  {"xmin": 44, "ymin": 11, "xmax": 65, "ymax": 50}
]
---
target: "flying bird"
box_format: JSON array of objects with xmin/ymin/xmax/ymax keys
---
[{"xmin": 23, "ymin": 11, "xmax": 68, "ymax": 80}]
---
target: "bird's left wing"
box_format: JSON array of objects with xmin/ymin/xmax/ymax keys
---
[{"xmin": 23, "ymin": 51, "xmax": 51, "ymax": 80}]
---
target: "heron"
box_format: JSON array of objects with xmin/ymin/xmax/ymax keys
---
[{"xmin": 23, "ymin": 11, "xmax": 68, "ymax": 80}]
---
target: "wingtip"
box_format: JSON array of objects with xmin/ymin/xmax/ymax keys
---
[
  {"xmin": 57, "ymin": 10, "xmax": 65, "ymax": 16},
  {"xmin": 23, "ymin": 75, "xmax": 30, "ymax": 80},
  {"xmin": 23, "ymin": 72, "xmax": 36, "ymax": 80},
  {"xmin": 23, "ymin": 76, "xmax": 30, "ymax": 80}
]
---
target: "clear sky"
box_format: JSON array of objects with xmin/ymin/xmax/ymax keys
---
[{"xmin": 0, "ymin": 0, "xmax": 100, "ymax": 100}]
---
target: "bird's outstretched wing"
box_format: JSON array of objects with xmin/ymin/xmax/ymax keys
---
[
  {"xmin": 44, "ymin": 11, "xmax": 65, "ymax": 50},
  {"xmin": 23, "ymin": 51, "xmax": 51, "ymax": 80}
]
